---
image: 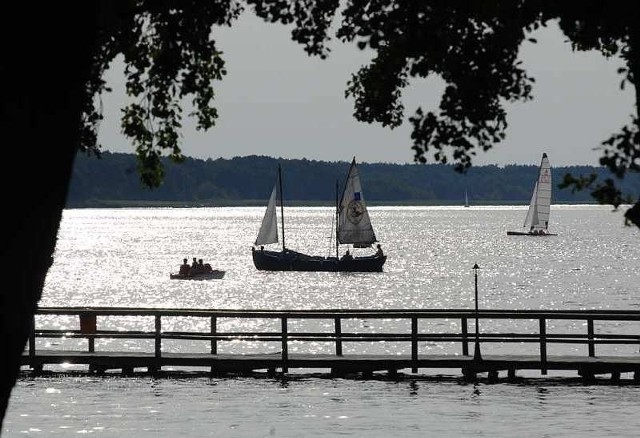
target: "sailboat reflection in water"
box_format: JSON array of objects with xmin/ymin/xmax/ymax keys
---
[{"xmin": 252, "ymin": 157, "xmax": 387, "ymax": 272}]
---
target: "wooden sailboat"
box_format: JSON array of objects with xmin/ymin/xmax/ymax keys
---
[
  {"xmin": 252, "ymin": 158, "xmax": 386, "ymax": 272},
  {"xmin": 507, "ymin": 153, "xmax": 556, "ymax": 236}
]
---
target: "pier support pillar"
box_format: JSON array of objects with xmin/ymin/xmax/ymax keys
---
[
  {"xmin": 507, "ymin": 368, "xmax": 517, "ymax": 382},
  {"xmin": 462, "ymin": 368, "xmax": 476, "ymax": 382},
  {"xmin": 579, "ymin": 370, "xmax": 595, "ymax": 383},
  {"xmin": 488, "ymin": 370, "xmax": 499, "ymax": 383},
  {"xmin": 611, "ymin": 371, "xmax": 620, "ymax": 383}
]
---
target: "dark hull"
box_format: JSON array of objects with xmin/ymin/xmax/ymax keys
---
[
  {"xmin": 252, "ymin": 248, "xmax": 386, "ymax": 272},
  {"xmin": 506, "ymin": 231, "xmax": 557, "ymax": 236},
  {"xmin": 170, "ymin": 270, "xmax": 225, "ymax": 280}
]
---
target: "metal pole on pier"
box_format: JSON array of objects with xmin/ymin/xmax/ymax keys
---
[{"xmin": 473, "ymin": 263, "xmax": 482, "ymax": 361}]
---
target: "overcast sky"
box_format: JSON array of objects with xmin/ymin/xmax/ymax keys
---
[{"xmin": 98, "ymin": 12, "xmax": 635, "ymax": 167}]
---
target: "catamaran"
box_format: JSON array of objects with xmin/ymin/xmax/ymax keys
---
[
  {"xmin": 507, "ymin": 153, "xmax": 556, "ymax": 236},
  {"xmin": 252, "ymin": 158, "xmax": 386, "ymax": 272}
]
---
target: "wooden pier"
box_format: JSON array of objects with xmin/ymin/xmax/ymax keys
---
[{"xmin": 22, "ymin": 307, "xmax": 640, "ymax": 382}]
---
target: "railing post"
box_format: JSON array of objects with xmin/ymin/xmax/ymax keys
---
[
  {"xmin": 587, "ymin": 318, "xmax": 595, "ymax": 357},
  {"xmin": 411, "ymin": 317, "xmax": 418, "ymax": 373},
  {"xmin": 29, "ymin": 315, "xmax": 36, "ymax": 359},
  {"xmin": 155, "ymin": 315, "xmax": 162, "ymax": 358},
  {"xmin": 461, "ymin": 318, "xmax": 469, "ymax": 356},
  {"xmin": 334, "ymin": 317, "xmax": 342, "ymax": 356},
  {"xmin": 539, "ymin": 318, "xmax": 547, "ymax": 375},
  {"xmin": 281, "ymin": 317, "xmax": 288, "ymax": 373},
  {"xmin": 79, "ymin": 312, "xmax": 96, "ymax": 353},
  {"xmin": 210, "ymin": 316, "xmax": 217, "ymax": 355}
]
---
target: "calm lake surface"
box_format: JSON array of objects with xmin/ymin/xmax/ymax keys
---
[{"xmin": 4, "ymin": 205, "xmax": 640, "ymax": 437}]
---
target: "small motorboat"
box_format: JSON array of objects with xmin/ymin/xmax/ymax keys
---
[{"xmin": 170, "ymin": 270, "xmax": 225, "ymax": 280}]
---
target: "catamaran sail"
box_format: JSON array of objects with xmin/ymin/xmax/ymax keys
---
[
  {"xmin": 507, "ymin": 153, "xmax": 556, "ymax": 236},
  {"xmin": 252, "ymin": 158, "xmax": 386, "ymax": 272}
]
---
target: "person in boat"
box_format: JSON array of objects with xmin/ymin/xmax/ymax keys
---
[
  {"xmin": 342, "ymin": 250, "xmax": 353, "ymax": 261},
  {"xmin": 197, "ymin": 258, "xmax": 213, "ymax": 273},
  {"xmin": 375, "ymin": 244, "xmax": 384, "ymax": 257},
  {"xmin": 189, "ymin": 257, "xmax": 203, "ymax": 276},
  {"xmin": 178, "ymin": 258, "xmax": 190, "ymax": 276}
]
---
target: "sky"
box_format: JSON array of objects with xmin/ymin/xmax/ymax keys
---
[{"xmin": 98, "ymin": 11, "xmax": 635, "ymax": 167}]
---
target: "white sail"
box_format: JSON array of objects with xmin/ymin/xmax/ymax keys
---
[
  {"xmin": 523, "ymin": 153, "xmax": 552, "ymax": 232},
  {"xmin": 522, "ymin": 181, "xmax": 539, "ymax": 230},
  {"xmin": 255, "ymin": 183, "xmax": 278, "ymax": 246},
  {"xmin": 337, "ymin": 158, "xmax": 377, "ymax": 246}
]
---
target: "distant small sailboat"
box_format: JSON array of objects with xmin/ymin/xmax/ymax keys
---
[
  {"xmin": 464, "ymin": 190, "xmax": 469, "ymax": 208},
  {"xmin": 507, "ymin": 153, "xmax": 556, "ymax": 236}
]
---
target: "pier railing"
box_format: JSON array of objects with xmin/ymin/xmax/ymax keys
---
[{"xmin": 26, "ymin": 307, "xmax": 640, "ymax": 377}]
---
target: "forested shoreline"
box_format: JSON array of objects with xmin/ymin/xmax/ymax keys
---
[{"xmin": 67, "ymin": 152, "xmax": 639, "ymax": 208}]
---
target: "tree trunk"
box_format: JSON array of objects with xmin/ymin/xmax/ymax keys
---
[{"xmin": 0, "ymin": 5, "xmax": 100, "ymax": 427}]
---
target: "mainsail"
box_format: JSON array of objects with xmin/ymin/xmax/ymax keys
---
[
  {"xmin": 255, "ymin": 183, "xmax": 278, "ymax": 246},
  {"xmin": 337, "ymin": 158, "xmax": 377, "ymax": 247},
  {"xmin": 523, "ymin": 153, "xmax": 552, "ymax": 232}
]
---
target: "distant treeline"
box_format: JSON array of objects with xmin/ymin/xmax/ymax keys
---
[{"xmin": 66, "ymin": 152, "xmax": 639, "ymax": 208}]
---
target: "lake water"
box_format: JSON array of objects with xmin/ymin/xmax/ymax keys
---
[{"xmin": 4, "ymin": 205, "xmax": 640, "ymax": 437}]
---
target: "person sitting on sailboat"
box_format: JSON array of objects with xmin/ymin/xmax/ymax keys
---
[
  {"xmin": 342, "ymin": 250, "xmax": 353, "ymax": 261},
  {"xmin": 375, "ymin": 244, "xmax": 384, "ymax": 257}
]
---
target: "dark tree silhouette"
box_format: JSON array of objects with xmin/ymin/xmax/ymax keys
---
[
  {"xmin": 2, "ymin": 0, "xmax": 639, "ymax": 428},
  {"xmin": 335, "ymin": 1, "xmax": 639, "ymax": 222}
]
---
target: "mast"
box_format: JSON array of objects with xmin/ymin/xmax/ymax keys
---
[
  {"xmin": 335, "ymin": 178, "xmax": 339, "ymax": 258},
  {"xmin": 278, "ymin": 164, "xmax": 285, "ymax": 252}
]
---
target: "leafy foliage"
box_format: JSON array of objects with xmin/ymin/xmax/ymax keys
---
[{"xmin": 82, "ymin": 1, "xmax": 243, "ymax": 187}]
